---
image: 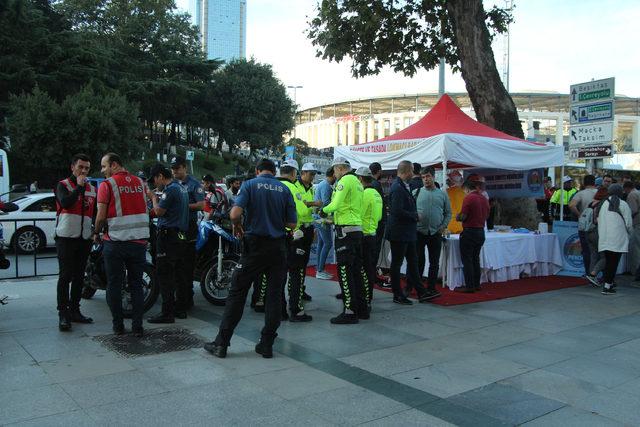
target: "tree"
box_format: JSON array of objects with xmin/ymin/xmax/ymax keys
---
[
  {"xmin": 208, "ymin": 58, "xmax": 295, "ymax": 153},
  {"xmin": 6, "ymin": 85, "xmax": 140, "ymax": 185},
  {"xmin": 307, "ymin": 0, "xmax": 523, "ymax": 138},
  {"xmin": 288, "ymin": 137, "xmax": 311, "ymax": 157}
]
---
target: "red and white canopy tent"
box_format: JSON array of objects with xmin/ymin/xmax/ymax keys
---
[{"xmin": 334, "ymin": 94, "xmax": 564, "ymax": 175}]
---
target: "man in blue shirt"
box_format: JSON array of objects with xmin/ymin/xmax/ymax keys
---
[
  {"xmin": 314, "ymin": 167, "xmax": 336, "ymax": 280},
  {"xmin": 205, "ymin": 159, "xmax": 297, "ymax": 359},
  {"xmin": 146, "ymin": 164, "xmax": 189, "ymax": 324},
  {"xmin": 171, "ymin": 155, "xmax": 205, "ymax": 311}
]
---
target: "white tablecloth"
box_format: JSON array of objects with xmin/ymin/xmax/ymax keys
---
[{"xmin": 443, "ymin": 232, "xmax": 563, "ymax": 290}]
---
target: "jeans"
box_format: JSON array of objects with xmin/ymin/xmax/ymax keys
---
[
  {"xmin": 55, "ymin": 238, "xmax": 91, "ymax": 312},
  {"xmin": 103, "ymin": 240, "xmax": 146, "ymax": 329},
  {"xmin": 602, "ymin": 250, "xmax": 622, "ymax": 284},
  {"xmin": 578, "ymin": 230, "xmax": 590, "ymax": 275},
  {"xmin": 215, "ymin": 236, "xmax": 287, "ymax": 346},
  {"xmin": 389, "ymin": 240, "xmax": 425, "ymax": 298},
  {"xmin": 156, "ymin": 229, "xmax": 186, "ymax": 316},
  {"xmin": 315, "ymin": 224, "xmax": 333, "ymax": 273},
  {"xmin": 416, "ymin": 231, "xmax": 443, "ymax": 290},
  {"xmin": 459, "ymin": 228, "xmax": 485, "ymax": 290}
]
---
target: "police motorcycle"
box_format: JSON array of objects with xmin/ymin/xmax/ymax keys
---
[
  {"xmin": 194, "ymin": 212, "xmax": 241, "ymax": 306},
  {"xmin": 81, "ymin": 226, "xmax": 159, "ymax": 317},
  {"xmin": 0, "ymin": 185, "xmax": 30, "ymax": 305}
]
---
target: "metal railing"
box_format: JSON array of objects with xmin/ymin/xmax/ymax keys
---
[{"xmin": 0, "ymin": 218, "xmax": 58, "ymax": 279}]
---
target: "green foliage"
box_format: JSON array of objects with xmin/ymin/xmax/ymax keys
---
[
  {"xmin": 7, "ymin": 85, "xmax": 140, "ymax": 184},
  {"xmin": 208, "ymin": 58, "xmax": 295, "ymax": 153},
  {"xmin": 287, "ymin": 138, "xmax": 310, "ymax": 156},
  {"xmin": 307, "ymin": 0, "xmax": 513, "ymax": 77}
]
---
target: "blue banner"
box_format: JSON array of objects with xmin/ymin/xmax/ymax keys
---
[
  {"xmin": 468, "ymin": 168, "xmax": 544, "ymax": 199},
  {"xmin": 553, "ymin": 221, "xmax": 584, "ymax": 277},
  {"xmin": 285, "ymin": 146, "xmax": 295, "ymax": 160}
]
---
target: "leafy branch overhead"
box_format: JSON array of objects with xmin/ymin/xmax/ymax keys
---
[{"xmin": 307, "ymin": 0, "xmax": 513, "ymax": 77}]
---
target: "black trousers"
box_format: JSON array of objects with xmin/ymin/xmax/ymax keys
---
[
  {"xmin": 156, "ymin": 228, "xmax": 186, "ymax": 316},
  {"xmin": 460, "ymin": 228, "xmax": 485, "ymax": 290},
  {"xmin": 215, "ymin": 236, "xmax": 287, "ymax": 346},
  {"xmin": 602, "ymin": 251, "xmax": 622, "ymax": 284},
  {"xmin": 176, "ymin": 222, "xmax": 197, "ymax": 309},
  {"xmin": 417, "ymin": 231, "xmax": 443, "ymax": 290},
  {"xmin": 390, "ymin": 240, "xmax": 425, "ymax": 298},
  {"xmin": 362, "ymin": 235, "xmax": 377, "ymax": 303},
  {"xmin": 56, "ymin": 237, "xmax": 91, "ymax": 312},
  {"xmin": 375, "ymin": 221, "xmax": 385, "ymax": 271},
  {"xmin": 335, "ymin": 229, "xmax": 367, "ymax": 314},
  {"xmin": 287, "ymin": 226, "xmax": 314, "ymax": 314}
]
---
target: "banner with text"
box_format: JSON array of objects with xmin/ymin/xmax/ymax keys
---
[
  {"xmin": 552, "ymin": 221, "xmax": 584, "ymax": 277},
  {"xmin": 468, "ymin": 168, "xmax": 544, "ymax": 199}
]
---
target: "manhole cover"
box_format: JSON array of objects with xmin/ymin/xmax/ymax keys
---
[{"xmin": 94, "ymin": 328, "xmax": 203, "ymax": 358}]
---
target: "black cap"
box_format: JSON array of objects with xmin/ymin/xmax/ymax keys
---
[
  {"xmin": 150, "ymin": 163, "xmax": 171, "ymax": 179},
  {"xmin": 170, "ymin": 155, "xmax": 187, "ymax": 168},
  {"xmin": 202, "ymin": 174, "xmax": 214, "ymax": 182}
]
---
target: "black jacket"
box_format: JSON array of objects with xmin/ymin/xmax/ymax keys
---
[{"xmin": 385, "ymin": 177, "xmax": 418, "ymax": 242}]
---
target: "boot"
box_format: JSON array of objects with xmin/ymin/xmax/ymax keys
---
[
  {"xmin": 69, "ymin": 308, "xmax": 93, "ymax": 324},
  {"xmin": 255, "ymin": 333, "xmax": 277, "ymax": 358},
  {"xmin": 58, "ymin": 312, "xmax": 71, "ymax": 332}
]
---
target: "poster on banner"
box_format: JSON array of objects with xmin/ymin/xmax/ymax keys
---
[
  {"xmin": 284, "ymin": 146, "xmax": 295, "ymax": 160},
  {"xmin": 466, "ymin": 168, "xmax": 544, "ymax": 199},
  {"xmin": 553, "ymin": 221, "xmax": 584, "ymax": 277}
]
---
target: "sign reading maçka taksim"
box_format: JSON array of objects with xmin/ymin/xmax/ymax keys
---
[
  {"xmin": 569, "ymin": 122, "xmax": 614, "ymax": 145},
  {"xmin": 570, "ymin": 77, "xmax": 615, "ymax": 104}
]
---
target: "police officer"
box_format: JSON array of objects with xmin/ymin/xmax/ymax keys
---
[
  {"xmin": 321, "ymin": 157, "xmax": 367, "ymax": 324},
  {"xmin": 356, "ymin": 167, "xmax": 383, "ymax": 309},
  {"xmin": 54, "ymin": 153, "xmax": 96, "ymax": 331},
  {"xmin": 204, "ymin": 159, "xmax": 297, "ymax": 359},
  {"xmin": 297, "ymin": 163, "xmax": 319, "ymax": 302},
  {"xmin": 94, "ymin": 153, "xmax": 150, "ymax": 336},
  {"xmin": 170, "ymin": 156, "xmax": 205, "ymax": 313},
  {"xmin": 146, "ymin": 164, "xmax": 189, "ymax": 323}
]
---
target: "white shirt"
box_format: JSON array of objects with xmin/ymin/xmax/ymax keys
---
[{"xmin": 598, "ymin": 199, "xmax": 633, "ymax": 253}]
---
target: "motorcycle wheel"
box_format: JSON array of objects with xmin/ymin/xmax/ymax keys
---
[
  {"xmin": 200, "ymin": 256, "xmax": 238, "ymax": 306},
  {"xmin": 122, "ymin": 262, "xmax": 158, "ymax": 317},
  {"xmin": 81, "ymin": 262, "xmax": 99, "ymax": 299}
]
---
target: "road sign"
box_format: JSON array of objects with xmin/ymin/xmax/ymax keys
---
[
  {"xmin": 569, "ymin": 122, "xmax": 613, "ymax": 145},
  {"xmin": 570, "ymin": 77, "xmax": 615, "ymax": 105},
  {"xmin": 569, "ymin": 101, "xmax": 614, "ymax": 125},
  {"xmin": 569, "ymin": 144, "xmax": 613, "ymax": 159},
  {"xmin": 185, "ymin": 150, "xmax": 195, "ymax": 161}
]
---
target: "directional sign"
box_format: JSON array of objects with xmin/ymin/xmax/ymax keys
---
[
  {"xmin": 570, "ymin": 101, "xmax": 614, "ymax": 125},
  {"xmin": 569, "ymin": 122, "xmax": 613, "ymax": 145},
  {"xmin": 569, "ymin": 144, "xmax": 613, "ymax": 159},
  {"xmin": 570, "ymin": 77, "xmax": 615, "ymax": 105}
]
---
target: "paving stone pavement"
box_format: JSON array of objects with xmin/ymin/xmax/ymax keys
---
[{"xmin": 2, "ymin": 274, "xmax": 640, "ymax": 426}]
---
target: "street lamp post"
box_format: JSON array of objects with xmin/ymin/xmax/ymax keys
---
[{"xmin": 287, "ymin": 85, "xmax": 303, "ymax": 138}]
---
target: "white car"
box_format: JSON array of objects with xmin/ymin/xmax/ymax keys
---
[{"xmin": 0, "ymin": 193, "xmax": 57, "ymax": 254}]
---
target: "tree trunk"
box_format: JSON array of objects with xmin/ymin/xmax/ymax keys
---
[{"xmin": 447, "ymin": 0, "xmax": 524, "ymax": 139}]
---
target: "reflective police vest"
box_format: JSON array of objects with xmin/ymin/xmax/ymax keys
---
[
  {"xmin": 55, "ymin": 178, "xmax": 96, "ymax": 239},
  {"xmin": 104, "ymin": 172, "xmax": 150, "ymax": 241}
]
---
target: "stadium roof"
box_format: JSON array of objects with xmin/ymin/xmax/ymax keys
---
[{"xmin": 295, "ymin": 92, "xmax": 640, "ymax": 125}]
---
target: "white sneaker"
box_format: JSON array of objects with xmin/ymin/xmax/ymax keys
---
[{"xmin": 316, "ymin": 271, "xmax": 333, "ymax": 280}]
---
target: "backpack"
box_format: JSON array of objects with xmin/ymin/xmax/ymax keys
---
[{"xmin": 578, "ymin": 206, "xmax": 596, "ymax": 232}]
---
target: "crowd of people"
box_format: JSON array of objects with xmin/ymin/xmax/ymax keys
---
[
  {"xmin": 558, "ymin": 174, "xmax": 639, "ymax": 294},
  {"xmin": 53, "ymin": 151, "xmax": 635, "ymax": 359}
]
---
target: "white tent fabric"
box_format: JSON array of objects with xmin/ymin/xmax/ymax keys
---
[
  {"xmin": 333, "ymin": 94, "xmax": 565, "ymax": 171},
  {"xmin": 335, "ymin": 133, "xmax": 565, "ymax": 171}
]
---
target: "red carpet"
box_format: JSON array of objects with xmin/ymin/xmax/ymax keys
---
[{"xmin": 306, "ymin": 264, "xmax": 587, "ymax": 306}]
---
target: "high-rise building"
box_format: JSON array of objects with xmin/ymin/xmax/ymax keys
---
[{"xmin": 188, "ymin": 0, "xmax": 247, "ymax": 62}]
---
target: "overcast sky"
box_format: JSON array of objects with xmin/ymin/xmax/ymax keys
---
[{"xmin": 177, "ymin": 0, "xmax": 640, "ymax": 110}]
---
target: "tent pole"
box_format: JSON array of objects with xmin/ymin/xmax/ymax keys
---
[
  {"xmin": 442, "ymin": 161, "xmax": 448, "ymax": 190},
  {"xmin": 559, "ymin": 163, "xmax": 565, "ymax": 220}
]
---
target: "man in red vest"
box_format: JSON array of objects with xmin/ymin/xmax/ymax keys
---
[
  {"xmin": 55, "ymin": 153, "xmax": 96, "ymax": 331},
  {"xmin": 94, "ymin": 153, "xmax": 150, "ymax": 337}
]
